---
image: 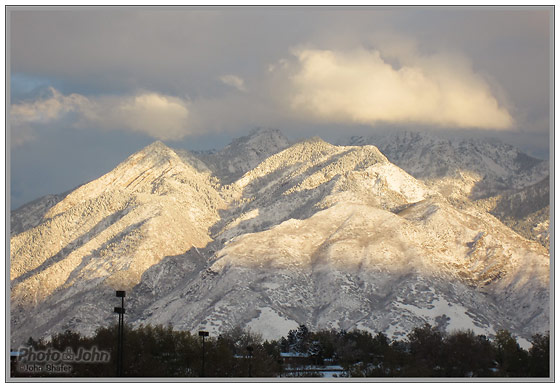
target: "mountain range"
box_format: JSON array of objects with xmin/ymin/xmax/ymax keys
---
[
  {"xmin": 341, "ymin": 131, "xmax": 550, "ymax": 248},
  {"xmin": 10, "ymin": 128, "xmax": 550, "ymax": 348}
]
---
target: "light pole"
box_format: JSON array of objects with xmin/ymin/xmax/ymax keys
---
[
  {"xmin": 246, "ymin": 345, "xmax": 254, "ymax": 377},
  {"xmin": 198, "ymin": 331, "xmax": 209, "ymax": 377},
  {"xmin": 114, "ymin": 290, "xmax": 126, "ymax": 377}
]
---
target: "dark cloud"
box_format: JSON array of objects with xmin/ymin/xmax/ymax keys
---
[{"xmin": 10, "ymin": 9, "xmax": 316, "ymax": 96}]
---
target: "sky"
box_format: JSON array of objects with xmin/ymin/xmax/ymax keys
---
[{"xmin": 8, "ymin": 6, "xmax": 553, "ymax": 209}]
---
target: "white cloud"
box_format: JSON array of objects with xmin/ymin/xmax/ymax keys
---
[
  {"xmin": 219, "ymin": 74, "xmax": 247, "ymax": 92},
  {"xmin": 86, "ymin": 93, "xmax": 190, "ymax": 140},
  {"xmin": 10, "ymin": 89, "xmax": 191, "ymax": 143},
  {"xmin": 11, "ymin": 87, "xmax": 89, "ymax": 125},
  {"xmin": 9, "ymin": 45, "xmax": 517, "ymax": 149},
  {"xmin": 279, "ymin": 48, "xmax": 514, "ymax": 130},
  {"xmin": 10, "ymin": 87, "xmax": 91, "ymax": 146}
]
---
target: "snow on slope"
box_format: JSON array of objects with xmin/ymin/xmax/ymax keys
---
[
  {"xmin": 131, "ymin": 137, "xmax": 547, "ymax": 343},
  {"xmin": 10, "ymin": 130, "xmax": 550, "ymax": 348},
  {"xmin": 213, "ymin": 137, "xmax": 434, "ymax": 244},
  {"xmin": 10, "ymin": 141, "xmax": 227, "ymax": 343},
  {"xmin": 134, "ymin": 200, "xmax": 547, "ymax": 344},
  {"xmin": 10, "ymin": 191, "xmax": 70, "ymax": 236},
  {"xmin": 476, "ymin": 176, "xmax": 550, "ymax": 248},
  {"xmin": 194, "ymin": 127, "xmax": 291, "ymax": 184},
  {"xmin": 342, "ymin": 130, "xmax": 550, "ymax": 248},
  {"xmin": 342, "ymin": 130, "xmax": 549, "ymax": 199}
]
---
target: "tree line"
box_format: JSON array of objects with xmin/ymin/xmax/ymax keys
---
[{"xmin": 11, "ymin": 323, "xmax": 549, "ymax": 378}]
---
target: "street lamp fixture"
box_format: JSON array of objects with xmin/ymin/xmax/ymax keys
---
[
  {"xmin": 114, "ymin": 290, "xmax": 126, "ymax": 377},
  {"xmin": 199, "ymin": 331, "xmax": 209, "ymax": 377}
]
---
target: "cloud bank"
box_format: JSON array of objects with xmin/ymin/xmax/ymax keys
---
[
  {"xmin": 10, "ymin": 44, "xmax": 517, "ymax": 147},
  {"xmin": 281, "ymin": 48, "xmax": 514, "ymax": 129},
  {"xmin": 11, "ymin": 88, "xmax": 191, "ymax": 144}
]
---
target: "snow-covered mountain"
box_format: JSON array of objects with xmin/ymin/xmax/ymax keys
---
[
  {"xmin": 342, "ymin": 131, "xmax": 549, "ymax": 200},
  {"xmin": 193, "ymin": 127, "xmax": 291, "ymax": 184},
  {"xmin": 11, "ymin": 191, "xmax": 69, "ymax": 236},
  {"xmin": 477, "ymin": 176, "xmax": 550, "ymax": 248},
  {"xmin": 341, "ymin": 130, "xmax": 550, "ymax": 248},
  {"xmin": 10, "ymin": 141, "xmax": 226, "ymax": 341},
  {"xmin": 10, "ymin": 129, "xmax": 550, "ymax": 348}
]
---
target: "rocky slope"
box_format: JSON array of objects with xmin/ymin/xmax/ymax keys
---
[
  {"xmin": 10, "ymin": 129, "xmax": 550, "ymax": 348},
  {"xmin": 11, "ymin": 191, "xmax": 70, "ymax": 236},
  {"xmin": 476, "ymin": 176, "xmax": 550, "ymax": 248},
  {"xmin": 342, "ymin": 131, "xmax": 549, "ymax": 200},
  {"xmin": 193, "ymin": 127, "xmax": 291, "ymax": 184},
  {"xmin": 10, "ymin": 141, "xmax": 226, "ymax": 340},
  {"xmin": 341, "ymin": 130, "xmax": 550, "ymax": 248}
]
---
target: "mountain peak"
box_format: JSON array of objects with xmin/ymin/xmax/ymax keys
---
[
  {"xmin": 117, "ymin": 140, "xmax": 189, "ymax": 172},
  {"xmin": 145, "ymin": 139, "xmax": 168, "ymax": 148},
  {"xmin": 227, "ymin": 127, "xmax": 290, "ymax": 150},
  {"xmin": 302, "ymin": 135, "xmax": 329, "ymax": 145},
  {"xmin": 196, "ymin": 128, "xmax": 291, "ymax": 184},
  {"xmin": 10, "ymin": 131, "xmax": 550, "ymax": 348},
  {"xmin": 248, "ymin": 127, "xmax": 284, "ymax": 137},
  {"xmin": 139, "ymin": 140, "xmax": 176, "ymax": 157},
  {"xmin": 286, "ymin": 136, "xmax": 335, "ymax": 154}
]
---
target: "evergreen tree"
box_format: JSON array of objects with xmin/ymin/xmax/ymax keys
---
[
  {"xmin": 493, "ymin": 329, "xmax": 529, "ymax": 377},
  {"xmin": 294, "ymin": 324, "xmax": 310, "ymax": 354},
  {"xmin": 528, "ymin": 332, "xmax": 550, "ymax": 377},
  {"xmin": 406, "ymin": 324, "xmax": 445, "ymax": 376},
  {"xmin": 442, "ymin": 330, "xmax": 495, "ymax": 377},
  {"xmin": 11, "ymin": 322, "xmax": 547, "ymax": 378}
]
